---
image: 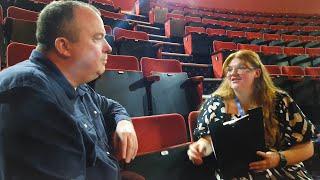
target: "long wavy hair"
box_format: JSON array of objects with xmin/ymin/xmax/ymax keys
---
[{"xmin": 212, "ymin": 50, "xmax": 283, "ymax": 147}]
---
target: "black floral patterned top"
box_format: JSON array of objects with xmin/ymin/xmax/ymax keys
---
[{"xmin": 195, "ymin": 91, "xmax": 316, "ymax": 179}]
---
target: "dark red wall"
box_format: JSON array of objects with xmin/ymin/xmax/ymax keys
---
[{"xmin": 114, "ymin": 0, "xmax": 320, "ymax": 15}]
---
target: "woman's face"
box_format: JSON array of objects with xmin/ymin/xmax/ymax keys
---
[{"xmin": 226, "ymin": 58, "xmax": 261, "ymax": 92}]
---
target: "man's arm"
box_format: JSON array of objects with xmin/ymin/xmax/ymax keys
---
[
  {"xmin": 93, "ymin": 91, "xmax": 138, "ymax": 163},
  {"xmin": 0, "ymin": 87, "xmax": 86, "ymax": 179}
]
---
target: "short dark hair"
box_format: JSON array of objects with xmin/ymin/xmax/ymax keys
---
[{"xmin": 36, "ymin": 0, "xmax": 100, "ymax": 51}]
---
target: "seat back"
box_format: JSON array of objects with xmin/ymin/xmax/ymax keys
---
[
  {"xmin": 261, "ymin": 45, "xmax": 283, "ymax": 55},
  {"xmin": 6, "ymin": 42, "xmax": 35, "ymax": 67},
  {"xmin": 104, "ymin": 25, "xmax": 112, "ymax": 35},
  {"xmin": 213, "ymin": 41, "xmax": 236, "ymax": 52},
  {"xmin": 206, "ymin": 28, "xmax": 226, "ymax": 36},
  {"xmin": 299, "ymin": 35, "xmax": 316, "ymax": 42},
  {"xmin": 263, "ymin": 33, "xmax": 281, "ymax": 41},
  {"xmin": 188, "ymin": 111, "xmax": 200, "ymax": 142},
  {"xmin": 7, "ymin": 6, "xmax": 39, "ymax": 21},
  {"xmin": 93, "ymin": 70, "xmax": 148, "ymax": 117},
  {"xmin": 132, "ymin": 113, "xmax": 188, "ymax": 155},
  {"xmin": 226, "ymin": 30, "xmax": 245, "ymax": 38},
  {"xmin": 284, "ymin": 47, "xmax": 305, "ymax": 56},
  {"xmin": 106, "ymin": 55, "xmax": 139, "ymax": 71},
  {"xmin": 306, "ymin": 48, "xmax": 320, "ymax": 58},
  {"xmin": 282, "ymin": 34, "xmax": 299, "ymax": 42},
  {"xmin": 4, "ymin": 17, "xmax": 37, "ymax": 45},
  {"xmin": 14, "ymin": 0, "xmax": 46, "ymax": 12},
  {"xmin": 305, "ymin": 67, "xmax": 320, "ymax": 79},
  {"xmin": 113, "ymin": 27, "xmax": 149, "ymax": 41},
  {"xmin": 237, "ymin": 44, "xmax": 260, "ymax": 52},
  {"xmin": 245, "ymin": 32, "xmax": 263, "ymax": 40},
  {"xmin": 185, "ymin": 26, "xmax": 205, "ymax": 35},
  {"xmin": 265, "ymin": 65, "xmax": 282, "ymax": 76},
  {"xmin": 282, "ymin": 66, "xmax": 305, "ymax": 78},
  {"xmin": 100, "ymin": 9, "xmax": 125, "ymax": 20},
  {"xmin": 141, "ymin": 57, "xmax": 182, "ymax": 77}
]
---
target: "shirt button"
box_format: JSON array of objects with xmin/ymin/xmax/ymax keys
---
[
  {"xmin": 84, "ymin": 123, "xmax": 88, "ymax": 128},
  {"xmin": 93, "ymin": 111, "xmax": 97, "ymax": 115},
  {"xmin": 106, "ymin": 152, "xmax": 110, "ymax": 155}
]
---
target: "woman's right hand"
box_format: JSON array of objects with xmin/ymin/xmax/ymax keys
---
[{"xmin": 187, "ymin": 136, "xmax": 213, "ymax": 165}]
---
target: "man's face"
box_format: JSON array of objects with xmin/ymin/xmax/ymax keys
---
[{"xmin": 68, "ymin": 6, "xmax": 111, "ymax": 84}]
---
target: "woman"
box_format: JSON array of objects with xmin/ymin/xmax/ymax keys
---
[{"xmin": 187, "ymin": 50, "xmax": 315, "ymax": 179}]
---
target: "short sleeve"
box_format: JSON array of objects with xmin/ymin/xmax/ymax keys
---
[
  {"xmin": 281, "ymin": 93, "xmax": 316, "ymax": 145},
  {"xmin": 194, "ymin": 96, "xmax": 226, "ymax": 140}
]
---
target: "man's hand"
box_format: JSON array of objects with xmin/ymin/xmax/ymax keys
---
[
  {"xmin": 249, "ymin": 151, "xmax": 280, "ymax": 171},
  {"xmin": 114, "ymin": 120, "xmax": 138, "ymax": 163}
]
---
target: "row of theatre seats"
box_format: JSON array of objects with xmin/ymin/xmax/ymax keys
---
[
  {"xmin": 3, "ymin": 44, "xmax": 320, "ymax": 180},
  {"xmin": 4, "ymin": 41, "xmax": 320, "ymax": 126},
  {"xmin": 0, "ymin": 0, "xmax": 319, "ymax": 178}
]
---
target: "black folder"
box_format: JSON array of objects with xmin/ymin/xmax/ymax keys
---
[
  {"xmin": 123, "ymin": 143, "xmax": 216, "ymax": 180},
  {"xmin": 209, "ymin": 107, "xmax": 266, "ymax": 178}
]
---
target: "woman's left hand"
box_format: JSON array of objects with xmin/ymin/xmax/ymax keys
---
[{"xmin": 249, "ymin": 151, "xmax": 280, "ymax": 171}]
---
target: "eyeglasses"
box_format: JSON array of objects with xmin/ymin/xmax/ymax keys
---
[{"xmin": 225, "ymin": 65, "xmax": 256, "ymax": 75}]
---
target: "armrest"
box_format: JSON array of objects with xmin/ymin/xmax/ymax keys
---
[
  {"xmin": 152, "ymin": 43, "xmax": 164, "ymax": 48},
  {"xmin": 145, "ymin": 75, "xmax": 160, "ymax": 83},
  {"xmin": 188, "ymin": 76, "xmax": 204, "ymax": 84}
]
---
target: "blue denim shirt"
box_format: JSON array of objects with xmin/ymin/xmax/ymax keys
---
[{"xmin": 0, "ymin": 50, "xmax": 130, "ymax": 180}]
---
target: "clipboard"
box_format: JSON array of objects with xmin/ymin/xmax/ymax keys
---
[{"xmin": 209, "ymin": 107, "xmax": 267, "ymax": 178}]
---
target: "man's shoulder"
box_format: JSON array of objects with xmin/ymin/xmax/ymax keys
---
[{"xmin": 0, "ymin": 60, "xmax": 50, "ymax": 93}]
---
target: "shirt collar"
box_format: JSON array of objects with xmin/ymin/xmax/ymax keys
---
[{"xmin": 29, "ymin": 50, "xmax": 77, "ymax": 99}]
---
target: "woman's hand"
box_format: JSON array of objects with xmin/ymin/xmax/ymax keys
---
[
  {"xmin": 187, "ymin": 136, "xmax": 213, "ymax": 165},
  {"xmin": 249, "ymin": 151, "xmax": 280, "ymax": 171}
]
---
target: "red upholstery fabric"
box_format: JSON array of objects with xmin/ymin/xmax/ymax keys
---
[
  {"xmin": 132, "ymin": 113, "xmax": 188, "ymax": 155},
  {"xmin": 237, "ymin": 43, "xmax": 260, "ymax": 52},
  {"xmin": 265, "ymin": 65, "xmax": 282, "ymax": 76},
  {"xmin": 261, "ymin": 45, "xmax": 283, "ymax": 55},
  {"xmin": 306, "ymin": 48, "xmax": 320, "ymax": 57},
  {"xmin": 288, "ymin": 26, "xmax": 301, "ymax": 32},
  {"xmin": 166, "ymin": 13, "xmax": 185, "ymax": 20},
  {"xmin": 253, "ymin": 23, "xmax": 269, "ymax": 30},
  {"xmin": 226, "ymin": 30, "xmax": 245, "ymax": 38},
  {"xmin": 206, "ymin": 28, "xmax": 226, "ymax": 36},
  {"xmin": 304, "ymin": 26, "xmax": 320, "ymax": 32},
  {"xmin": 104, "ymin": 25, "xmax": 112, "ymax": 35},
  {"xmin": 185, "ymin": 16, "xmax": 201, "ymax": 23},
  {"xmin": 305, "ymin": 67, "xmax": 320, "ymax": 80},
  {"xmin": 140, "ymin": 57, "xmax": 182, "ymax": 77},
  {"xmin": 282, "ymin": 66, "xmax": 305, "ymax": 81},
  {"xmin": 263, "ymin": 33, "xmax": 281, "ymax": 41},
  {"xmin": 238, "ymin": 23, "xmax": 254, "ymax": 29},
  {"xmin": 185, "ymin": 26, "xmax": 205, "ymax": 35},
  {"xmin": 100, "ymin": 9, "xmax": 125, "ymax": 20},
  {"xmin": 284, "ymin": 47, "xmax": 305, "ymax": 56},
  {"xmin": 6, "ymin": 42, "xmax": 35, "ymax": 67},
  {"xmin": 7, "ymin": 6, "xmax": 39, "ymax": 21},
  {"xmin": 213, "ymin": 41, "xmax": 237, "ymax": 52},
  {"xmin": 270, "ymin": 25, "xmax": 287, "ymax": 30},
  {"xmin": 106, "ymin": 55, "xmax": 139, "ymax": 71},
  {"xmin": 202, "ymin": 18, "xmax": 219, "ymax": 26},
  {"xmin": 245, "ymin": 32, "xmax": 263, "ymax": 40},
  {"xmin": 299, "ymin": 35, "xmax": 316, "ymax": 42},
  {"xmin": 188, "ymin": 111, "xmax": 200, "ymax": 142},
  {"xmin": 113, "ymin": 27, "xmax": 149, "ymax": 41},
  {"xmin": 282, "ymin": 34, "xmax": 299, "ymax": 42}
]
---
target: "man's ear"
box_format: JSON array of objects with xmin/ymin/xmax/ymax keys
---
[{"xmin": 54, "ymin": 37, "xmax": 72, "ymax": 57}]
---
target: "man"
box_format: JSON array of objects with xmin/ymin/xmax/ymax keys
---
[{"xmin": 0, "ymin": 1, "xmax": 140, "ymax": 179}]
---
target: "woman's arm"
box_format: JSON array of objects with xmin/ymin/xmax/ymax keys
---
[
  {"xmin": 187, "ymin": 135, "xmax": 213, "ymax": 165},
  {"xmin": 281, "ymin": 140, "xmax": 314, "ymax": 165},
  {"xmin": 249, "ymin": 140, "xmax": 314, "ymax": 171}
]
